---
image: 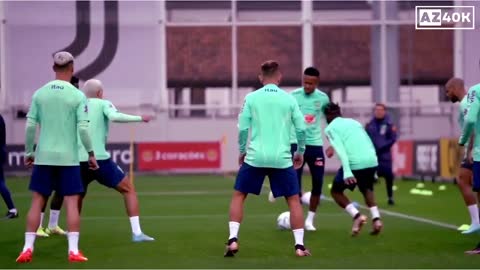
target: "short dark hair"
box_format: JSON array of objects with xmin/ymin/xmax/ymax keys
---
[
  {"xmin": 261, "ymin": 60, "xmax": 280, "ymax": 77},
  {"xmin": 324, "ymin": 102, "xmax": 342, "ymax": 116},
  {"xmin": 375, "ymin": 103, "xmax": 386, "ymax": 109},
  {"xmin": 304, "ymin": 67, "xmax": 320, "ymax": 77}
]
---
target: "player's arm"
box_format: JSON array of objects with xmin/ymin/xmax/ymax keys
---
[
  {"xmin": 460, "ymin": 89, "xmax": 480, "ymax": 145},
  {"xmin": 238, "ymin": 97, "xmax": 251, "ymax": 154},
  {"xmin": 103, "ymin": 101, "xmax": 143, "ymax": 123},
  {"xmin": 76, "ymin": 96, "xmax": 93, "ymax": 154},
  {"xmin": 467, "ymin": 132, "xmax": 475, "ymax": 162},
  {"xmin": 25, "ymin": 97, "xmax": 39, "ymax": 158},
  {"xmin": 292, "ymin": 101, "xmax": 306, "ymax": 154},
  {"xmin": 376, "ymin": 123, "xmax": 398, "ymax": 151},
  {"xmin": 326, "ymin": 128, "xmax": 353, "ymax": 179}
]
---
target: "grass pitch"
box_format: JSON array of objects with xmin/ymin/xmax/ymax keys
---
[{"xmin": 0, "ymin": 175, "xmax": 479, "ymax": 268}]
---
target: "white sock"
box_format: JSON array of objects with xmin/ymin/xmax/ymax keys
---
[
  {"xmin": 345, "ymin": 203, "xmax": 360, "ymax": 218},
  {"xmin": 9, "ymin": 208, "xmax": 17, "ymax": 214},
  {"xmin": 39, "ymin": 212, "xmax": 45, "ymax": 229},
  {"xmin": 306, "ymin": 211, "xmax": 316, "ymax": 224},
  {"xmin": 67, "ymin": 232, "xmax": 79, "ymax": 254},
  {"xmin": 228, "ymin": 221, "xmax": 240, "ymax": 240},
  {"xmin": 468, "ymin": 204, "xmax": 480, "ymax": 225},
  {"xmin": 292, "ymin": 228, "xmax": 304, "ymax": 246},
  {"xmin": 129, "ymin": 216, "xmax": 142, "ymax": 235},
  {"xmin": 23, "ymin": 232, "xmax": 36, "ymax": 252},
  {"xmin": 370, "ymin": 206, "xmax": 380, "ymax": 220},
  {"xmin": 48, "ymin": 210, "xmax": 60, "ymax": 229}
]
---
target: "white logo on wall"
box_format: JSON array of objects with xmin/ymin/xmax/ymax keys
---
[
  {"xmin": 416, "ymin": 144, "xmax": 438, "ymax": 173},
  {"xmin": 415, "ymin": 6, "xmax": 475, "ymax": 30}
]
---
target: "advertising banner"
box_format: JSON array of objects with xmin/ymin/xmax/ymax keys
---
[
  {"xmin": 439, "ymin": 138, "xmax": 463, "ymax": 179},
  {"xmin": 392, "ymin": 140, "xmax": 414, "ymax": 176},
  {"xmin": 413, "ymin": 141, "xmax": 440, "ymax": 176},
  {"xmin": 137, "ymin": 142, "xmax": 221, "ymax": 171}
]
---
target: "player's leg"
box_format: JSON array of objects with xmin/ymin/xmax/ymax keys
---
[
  {"xmin": 292, "ymin": 144, "xmax": 306, "ymax": 196},
  {"xmin": 330, "ymin": 168, "xmax": 367, "ymax": 236},
  {"xmin": 58, "ymin": 166, "xmax": 87, "ymax": 262},
  {"xmin": 304, "ymin": 146, "xmax": 325, "ymax": 231},
  {"xmin": 36, "ymin": 195, "xmax": 50, "ymax": 237},
  {"xmin": 46, "ymin": 192, "xmax": 66, "ymax": 235},
  {"xmin": 357, "ymin": 167, "xmax": 382, "ymax": 235},
  {"xmin": 378, "ymin": 163, "xmax": 395, "ymax": 205},
  {"xmin": 224, "ymin": 163, "xmax": 265, "ymax": 257},
  {"xmin": 0, "ymin": 164, "xmax": 18, "ymax": 219},
  {"xmin": 269, "ymin": 167, "xmax": 310, "ymax": 256},
  {"xmin": 457, "ymin": 161, "xmax": 479, "ymax": 232},
  {"xmin": 17, "ymin": 165, "xmax": 53, "ymax": 263}
]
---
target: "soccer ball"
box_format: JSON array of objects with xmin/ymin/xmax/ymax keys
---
[
  {"xmin": 301, "ymin": 191, "xmax": 311, "ymax": 206},
  {"xmin": 277, "ymin": 211, "xmax": 291, "ymax": 230}
]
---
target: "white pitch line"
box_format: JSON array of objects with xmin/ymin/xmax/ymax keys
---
[
  {"xmin": 262, "ymin": 184, "xmax": 458, "ymax": 230},
  {"xmin": 321, "ymin": 196, "xmax": 458, "ymax": 230}
]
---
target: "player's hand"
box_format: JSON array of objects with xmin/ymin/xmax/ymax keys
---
[
  {"xmin": 467, "ymin": 151, "xmax": 474, "ymax": 164},
  {"xmin": 293, "ymin": 153, "xmax": 304, "ymax": 169},
  {"xmin": 25, "ymin": 156, "xmax": 34, "ymax": 168},
  {"xmin": 88, "ymin": 156, "xmax": 99, "ymax": 170},
  {"xmin": 141, "ymin": 115, "xmax": 153, "ymax": 123},
  {"xmin": 344, "ymin": 177, "xmax": 357, "ymax": 185},
  {"xmin": 326, "ymin": 146, "xmax": 334, "ymax": 158},
  {"xmin": 238, "ymin": 153, "xmax": 246, "ymax": 166}
]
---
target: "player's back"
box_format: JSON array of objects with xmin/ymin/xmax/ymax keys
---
[
  {"xmin": 244, "ymin": 84, "xmax": 297, "ymax": 168},
  {"xmin": 78, "ymin": 98, "xmax": 110, "ymax": 162},
  {"xmin": 30, "ymin": 80, "xmax": 86, "ymax": 165},
  {"xmin": 326, "ymin": 117, "xmax": 378, "ymax": 170}
]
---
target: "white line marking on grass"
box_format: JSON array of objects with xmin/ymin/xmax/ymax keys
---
[
  {"xmin": 81, "ymin": 212, "xmax": 344, "ymax": 221},
  {"xmin": 262, "ymin": 184, "xmax": 458, "ymax": 230}
]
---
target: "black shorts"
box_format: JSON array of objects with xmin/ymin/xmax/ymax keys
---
[
  {"xmin": 332, "ymin": 166, "xmax": 377, "ymax": 193},
  {"xmin": 461, "ymin": 158, "xmax": 474, "ymax": 171}
]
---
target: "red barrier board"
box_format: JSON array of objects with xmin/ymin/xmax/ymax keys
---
[{"xmin": 137, "ymin": 142, "xmax": 221, "ymax": 170}]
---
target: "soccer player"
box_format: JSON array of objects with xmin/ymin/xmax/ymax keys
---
[
  {"xmin": 365, "ymin": 103, "xmax": 397, "ymax": 205},
  {"xmin": 36, "ymin": 76, "xmax": 80, "ymax": 237},
  {"xmin": 289, "ymin": 67, "xmax": 330, "ymax": 231},
  {"xmin": 445, "ymin": 78, "xmax": 479, "ymax": 234},
  {"xmin": 78, "ymin": 79, "xmax": 154, "ymax": 242},
  {"xmin": 324, "ymin": 103, "xmax": 382, "ymax": 236},
  {"xmin": 224, "ymin": 60, "xmax": 310, "ymax": 257},
  {"xmin": 16, "ymin": 51, "xmax": 98, "ymax": 263},
  {"xmin": 0, "ymin": 113, "xmax": 18, "ymax": 219}
]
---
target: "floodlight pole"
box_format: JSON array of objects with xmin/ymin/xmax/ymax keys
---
[
  {"xmin": 301, "ymin": 0, "xmax": 313, "ymax": 70},
  {"xmin": 159, "ymin": 0, "xmax": 168, "ymax": 112}
]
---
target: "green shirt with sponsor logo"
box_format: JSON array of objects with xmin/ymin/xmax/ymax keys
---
[
  {"xmin": 290, "ymin": 88, "xmax": 330, "ymax": 146},
  {"xmin": 460, "ymin": 84, "xmax": 480, "ymax": 161}
]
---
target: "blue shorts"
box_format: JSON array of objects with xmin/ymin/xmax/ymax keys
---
[
  {"xmin": 30, "ymin": 165, "xmax": 84, "ymax": 196},
  {"xmin": 80, "ymin": 159, "xmax": 125, "ymax": 192},
  {"xmin": 472, "ymin": 162, "xmax": 480, "ymax": 192},
  {"xmin": 461, "ymin": 159, "xmax": 474, "ymax": 171},
  {"xmin": 234, "ymin": 163, "xmax": 300, "ymax": 198},
  {"xmin": 291, "ymin": 144, "xmax": 325, "ymax": 196}
]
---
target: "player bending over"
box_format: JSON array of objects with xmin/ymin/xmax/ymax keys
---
[
  {"xmin": 324, "ymin": 103, "xmax": 382, "ymax": 236},
  {"xmin": 17, "ymin": 52, "xmax": 98, "ymax": 263},
  {"xmin": 445, "ymin": 78, "xmax": 479, "ymax": 234},
  {"xmin": 78, "ymin": 79, "xmax": 154, "ymax": 242},
  {"xmin": 224, "ymin": 60, "xmax": 310, "ymax": 257},
  {"xmin": 289, "ymin": 67, "xmax": 330, "ymax": 231}
]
